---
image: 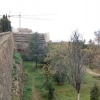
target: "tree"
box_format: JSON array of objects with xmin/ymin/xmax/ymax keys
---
[
  {"xmin": 90, "ymin": 84, "xmax": 99, "ymax": 100},
  {"xmin": 45, "ymin": 42, "xmax": 68, "ymax": 84},
  {"xmin": 94, "ymin": 30, "xmax": 100, "ymax": 45},
  {"xmin": 0, "ymin": 20, "xmax": 2, "ymax": 32},
  {"xmin": 81, "ymin": 48, "xmax": 94, "ymax": 67},
  {"xmin": 28, "ymin": 32, "xmax": 47, "ymax": 68},
  {"xmin": 87, "ymin": 39, "xmax": 100, "ymax": 69},
  {"xmin": 67, "ymin": 31, "xmax": 85, "ymax": 100},
  {"xmin": 43, "ymin": 63, "xmax": 55, "ymax": 100},
  {"xmin": 0, "ymin": 14, "xmax": 12, "ymax": 32}
]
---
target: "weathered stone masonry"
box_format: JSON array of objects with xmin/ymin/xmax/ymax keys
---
[{"xmin": 0, "ymin": 32, "xmax": 14, "ymax": 100}]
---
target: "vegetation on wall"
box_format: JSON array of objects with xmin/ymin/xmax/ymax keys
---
[
  {"xmin": 13, "ymin": 51, "xmax": 22, "ymax": 64},
  {"xmin": 12, "ymin": 51, "xmax": 27, "ymax": 100}
]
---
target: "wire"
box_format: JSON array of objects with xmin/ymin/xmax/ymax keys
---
[
  {"xmin": 11, "ymin": 14, "xmax": 57, "ymax": 16},
  {"xmin": 0, "ymin": 14, "xmax": 57, "ymax": 17},
  {"xmin": 11, "ymin": 16, "xmax": 51, "ymax": 20},
  {"xmin": 0, "ymin": 15, "xmax": 51, "ymax": 20}
]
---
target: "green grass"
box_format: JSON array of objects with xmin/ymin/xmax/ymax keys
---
[
  {"xmin": 22, "ymin": 61, "xmax": 35, "ymax": 100},
  {"xmin": 32, "ymin": 67, "xmax": 56, "ymax": 100},
  {"xmin": 23, "ymin": 61, "xmax": 56, "ymax": 100},
  {"xmin": 23, "ymin": 61, "xmax": 100, "ymax": 100},
  {"xmin": 23, "ymin": 61, "xmax": 47, "ymax": 100},
  {"xmin": 54, "ymin": 82, "xmax": 76, "ymax": 100},
  {"xmin": 54, "ymin": 73, "xmax": 100, "ymax": 100}
]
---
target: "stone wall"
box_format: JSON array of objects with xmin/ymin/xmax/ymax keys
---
[{"xmin": 0, "ymin": 32, "xmax": 14, "ymax": 100}]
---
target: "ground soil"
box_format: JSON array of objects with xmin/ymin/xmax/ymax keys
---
[{"xmin": 85, "ymin": 68, "xmax": 100, "ymax": 76}]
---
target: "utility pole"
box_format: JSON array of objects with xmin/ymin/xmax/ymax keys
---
[
  {"xmin": 8, "ymin": 11, "xmax": 11, "ymax": 20},
  {"xmin": 19, "ymin": 12, "xmax": 21, "ymax": 28}
]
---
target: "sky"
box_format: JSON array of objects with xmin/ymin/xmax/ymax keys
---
[{"xmin": 0, "ymin": 0, "xmax": 100, "ymax": 42}]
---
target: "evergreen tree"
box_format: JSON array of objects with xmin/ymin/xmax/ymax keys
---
[
  {"xmin": 0, "ymin": 20, "xmax": 2, "ymax": 32},
  {"xmin": 0, "ymin": 14, "xmax": 12, "ymax": 32},
  {"xmin": 90, "ymin": 84, "xmax": 99, "ymax": 100},
  {"xmin": 2, "ymin": 15, "xmax": 6, "ymax": 32},
  {"xmin": 28, "ymin": 32, "xmax": 47, "ymax": 68}
]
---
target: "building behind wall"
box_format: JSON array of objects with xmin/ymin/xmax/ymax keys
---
[
  {"xmin": 13, "ymin": 28, "xmax": 50, "ymax": 55},
  {"xmin": 38, "ymin": 33, "xmax": 50, "ymax": 46},
  {"xmin": 13, "ymin": 33, "xmax": 31, "ymax": 55},
  {"xmin": 45, "ymin": 32, "xmax": 50, "ymax": 42}
]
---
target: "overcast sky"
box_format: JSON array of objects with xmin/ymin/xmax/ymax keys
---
[{"xmin": 0, "ymin": 0, "xmax": 100, "ymax": 42}]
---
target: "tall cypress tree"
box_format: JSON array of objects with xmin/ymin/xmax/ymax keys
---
[
  {"xmin": 0, "ymin": 20, "xmax": 2, "ymax": 32},
  {"xmin": 0, "ymin": 14, "xmax": 11, "ymax": 32}
]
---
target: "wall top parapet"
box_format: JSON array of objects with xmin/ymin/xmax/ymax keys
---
[
  {"xmin": 0, "ymin": 32, "xmax": 13, "ymax": 48},
  {"xmin": 0, "ymin": 31, "xmax": 12, "ymax": 35}
]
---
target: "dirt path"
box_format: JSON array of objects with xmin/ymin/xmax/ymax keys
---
[
  {"xmin": 32, "ymin": 78, "xmax": 59, "ymax": 100},
  {"xmin": 54, "ymin": 92, "xmax": 60, "ymax": 100},
  {"xmin": 32, "ymin": 78, "xmax": 42, "ymax": 100},
  {"xmin": 85, "ymin": 68, "xmax": 100, "ymax": 76}
]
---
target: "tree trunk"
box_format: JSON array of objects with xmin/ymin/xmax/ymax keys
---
[
  {"xmin": 66, "ymin": 75, "xmax": 70, "ymax": 84},
  {"xmin": 77, "ymin": 93, "xmax": 80, "ymax": 100},
  {"xmin": 36, "ymin": 60, "xmax": 38, "ymax": 68}
]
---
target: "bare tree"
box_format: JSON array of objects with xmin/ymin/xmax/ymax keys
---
[
  {"xmin": 67, "ymin": 31, "xmax": 85, "ymax": 100},
  {"xmin": 94, "ymin": 30, "xmax": 100, "ymax": 45}
]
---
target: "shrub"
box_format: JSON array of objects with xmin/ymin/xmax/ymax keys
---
[
  {"xmin": 90, "ymin": 84, "xmax": 99, "ymax": 100},
  {"xmin": 42, "ymin": 65, "xmax": 55, "ymax": 100},
  {"xmin": 53, "ymin": 71, "xmax": 66, "ymax": 85},
  {"xmin": 39, "ymin": 56, "xmax": 46, "ymax": 64},
  {"xmin": 93, "ymin": 76, "xmax": 100, "ymax": 80},
  {"xmin": 44, "ymin": 80, "xmax": 55, "ymax": 100},
  {"xmin": 13, "ymin": 52, "xmax": 22, "ymax": 64},
  {"xmin": 21, "ymin": 54, "xmax": 31, "ymax": 61}
]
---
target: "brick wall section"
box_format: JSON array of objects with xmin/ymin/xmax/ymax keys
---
[{"xmin": 0, "ymin": 32, "xmax": 14, "ymax": 100}]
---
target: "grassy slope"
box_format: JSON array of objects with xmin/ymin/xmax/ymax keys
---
[
  {"xmin": 55, "ymin": 73, "xmax": 100, "ymax": 100},
  {"xmin": 23, "ymin": 61, "xmax": 100, "ymax": 100},
  {"xmin": 23, "ymin": 61, "xmax": 34, "ymax": 100},
  {"xmin": 23, "ymin": 61, "xmax": 46, "ymax": 100},
  {"xmin": 48, "ymin": 42, "xmax": 100, "ymax": 100}
]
